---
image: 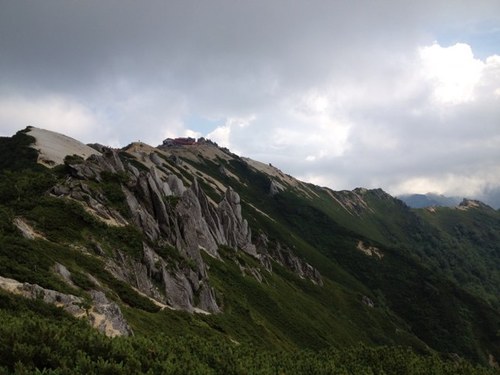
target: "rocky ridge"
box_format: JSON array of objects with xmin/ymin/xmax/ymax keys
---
[{"xmin": 27, "ymin": 128, "xmax": 323, "ymax": 314}]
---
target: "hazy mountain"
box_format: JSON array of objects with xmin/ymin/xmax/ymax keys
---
[
  {"xmin": 398, "ymin": 193, "xmax": 462, "ymax": 208},
  {"xmin": 0, "ymin": 126, "xmax": 499, "ymax": 373}
]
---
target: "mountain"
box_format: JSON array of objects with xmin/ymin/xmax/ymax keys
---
[
  {"xmin": 0, "ymin": 126, "xmax": 499, "ymax": 373},
  {"xmin": 398, "ymin": 193, "xmax": 462, "ymax": 208}
]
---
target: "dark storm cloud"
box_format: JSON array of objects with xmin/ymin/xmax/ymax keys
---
[{"xmin": 0, "ymin": 1, "xmax": 455, "ymax": 92}]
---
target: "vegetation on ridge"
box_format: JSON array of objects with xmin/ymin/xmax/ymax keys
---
[
  {"xmin": 0, "ymin": 291, "xmax": 496, "ymax": 374},
  {"xmin": 0, "ymin": 128, "xmax": 499, "ymax": 373}
]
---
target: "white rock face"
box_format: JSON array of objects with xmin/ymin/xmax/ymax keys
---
[{"xmin": 26, "ymin": 127, "xmax": 101, "ymax": 167}]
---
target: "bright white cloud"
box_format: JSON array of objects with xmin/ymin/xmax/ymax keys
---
[
  {"xmin": 481, "ymin": 55, "xmax": 500, "ymax": 97},
  {"xmin": 389, "ymin": 164, "xmax": 500, "ymax": 199},
  {"xmin": 207, "ymin": 125, "xmax": 230, "ymax": 148},
  {"xmin": 0, "ymin": 95, "xmax": 103, "ymax": 142},
  {"xmin": 295, "ymin": 91, "xmax": 330, "ymax": 116},
  {"xmin": 206, "ymin": 115, "xmax": 256, "ymax": 151},
  {"xmin": 0, "ymin": 92, "xmax": 190, "ymax": 148},
  {"xmin": 419, "ymin": 43, "xmax": 484, "ymax": 104}
]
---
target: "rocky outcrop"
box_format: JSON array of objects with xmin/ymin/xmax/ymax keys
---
[
  {"xmin": 269, "ymin": 179, "xmax": 285, "ymax": 196},
  {"xmin": 159, "ymin": 265, "xmax": 218, "ymax": 313},
  {"xmin": 362, "ymin": 295, "xmax": 375, "ymax": 308},
  {"xmin": 176, "ymin": 180, "xmax": 220, "ymax": 259},
  {"xmin": 219, "ymin": 165, "xmax": 229, "ymax": 177},
  {"xmin": 326, "ymin": 189, "xmax": 373, "ymax": 216},
  {"xmin": 104, "ymin": 241, "xmax": 220, "ymax": 313},
  {"xmin": 123, "ymin": 188, "xmax": 161, "ymax": 241},
  {"xmin": 218, "ymin": 187, "xmax": 257, "ymax": 256},
  {"xmin": 51, "ymin": 179, "xmax": 129, "ymax": 227},
  {"xmin": 235, "ymin": 260, "xmax": 265, "ymax": 283},
  {"xmin": 272, "ymin": 242, "xmax": 323, "ymax": 286},
  {"xmin": 458, "ymin": 198, "xmax": 494, "ymax": 211},
  {"xmin": 13, "ymin": 217, "xmax": 46, "ymax": 240},
  {"xmin": 105, "ymin": 246, "xmax": 166, "ymax": 305},
  {"xmin": 356, "ymin": 241, "xmax": 384, "ymax": 259},
  {"xmin": 51, "ymin": 146, "xmax": 320, "ymax": 313},
  {"xmin": 0, "ymin": 275, "xmax": 132, "ymax": 337},
  {"xmin": 67, "ymin": 149, "xmax": 126, "ymax": 181},
  {"xmin": 255, "ymin": 233, "xmax": 323, "ymax": 285},
  {"xmin": 54, "ymin": 263, "xmax": 76, "ymax": 287},
  {"xmin": 26, "ymin": 127, "xmax": 101, "ymax": 168},
  {"xmin": 88, "ymin": 290, "xmax": 133, "ymax": 337}
]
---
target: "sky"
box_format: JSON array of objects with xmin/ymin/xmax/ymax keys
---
[{"xmin": 1, "ymin": 1, "xmax": 500, "ymax": 207}]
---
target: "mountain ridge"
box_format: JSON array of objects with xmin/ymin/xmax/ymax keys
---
[
  {"xmin": 0, "ymin": 126, "xmax": 499, "ymax": 372},
  {"xmin": 398, "ymin": 193, "xmax": 463, "ymax": 209}
]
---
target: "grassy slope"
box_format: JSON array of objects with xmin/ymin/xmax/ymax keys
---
[
  {"xmin": 196, "ymin": 154, "xmax": 500, "ymax": 363},
  {"xmin": 1, "ymin": 290, "xmax": 496, "ymax": 374},
  {"xmin": 415, "ymin": 206, "xmax": 500, "ymax": 306}
]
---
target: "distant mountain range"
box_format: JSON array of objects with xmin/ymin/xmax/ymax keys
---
[{"xmin": 398, "ymin": 193, "xmax": 462, "ymax": 208}]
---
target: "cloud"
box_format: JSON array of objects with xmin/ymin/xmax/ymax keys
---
[
  {"xmin": 206, "ymin": 116, "xmax": 256, "ymax": 154},
  {"xmin": 207, "ymin": 125, "xmax": 231, "ymax": 149},
  {"xmin": 0, "ymin": 95, "xmax": 103, "ymax": 143},
  {"xmin": 337, "ymin": 43, "xmax": 500, "ymax": 199},
  {"xmin": 0, "ymin": 85, "xmax": 189, "ymax": 147},
  {"xmin": 419, "ymin": 43, "xmax": 484, "ymax": 104},
  {"xmin": 215, "ymin": 41, "xmax": 500, "ymax": 203},
  {"xmin": 1, "ymin": 1, "xmax": 500, "ymax": 205},
  {"xmin": 94, "ymin": 85, "xmax": 189, "ymax": 146}
]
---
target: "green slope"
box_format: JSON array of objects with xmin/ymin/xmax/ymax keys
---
[
  {"xmin": 0, "ymin": 128, "xmax": 499, "ymax": 372},
  {"xmin": 183, "ymin": 151, "xmax": 500, "ymax": 363}
]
